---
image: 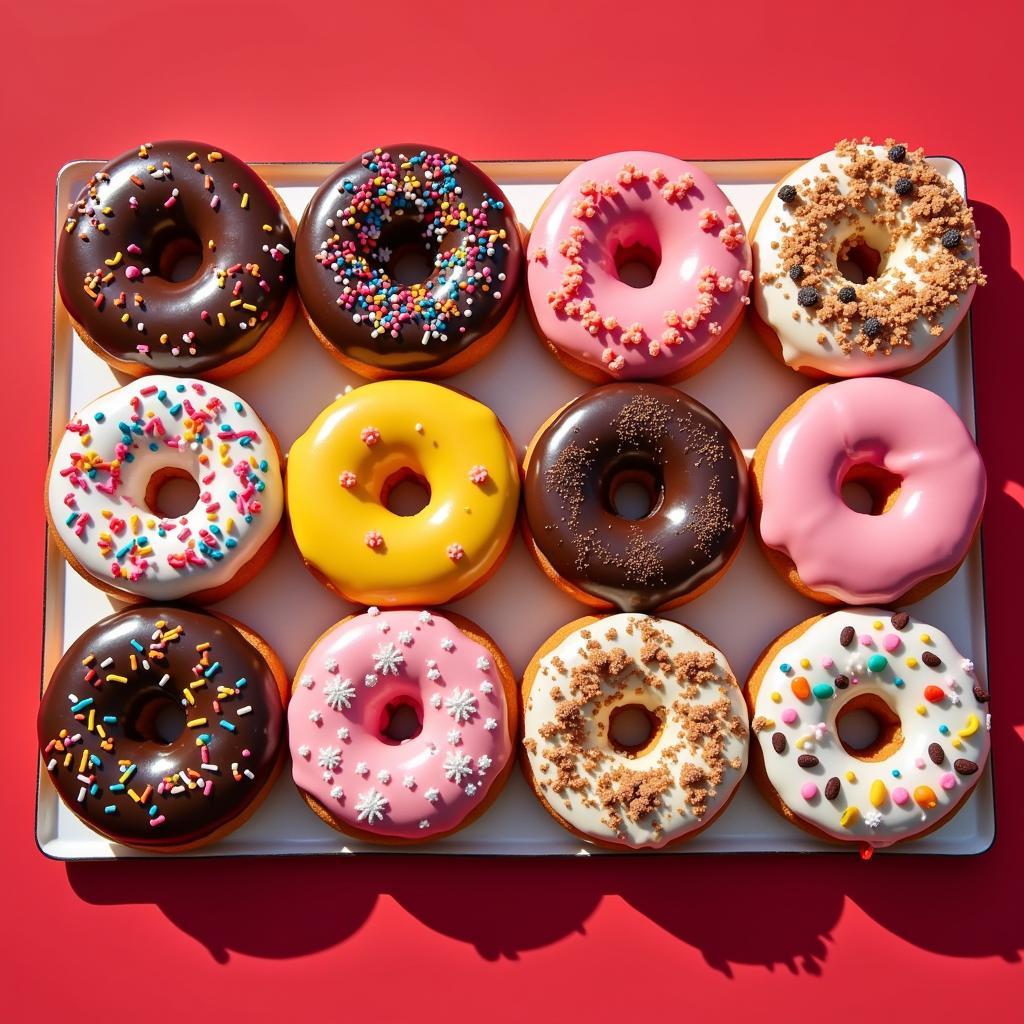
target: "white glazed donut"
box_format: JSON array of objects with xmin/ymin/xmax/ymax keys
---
[
  {"xmin": 751, "ymin": 138, "xmax": 985, "ymax": 377},
  {"xmin": 521, "ymin": 613, "xmax": 748, "ymax": 849},
  {"xmin": 748, "ymin": 608, "xmax": 991, "ymax": 849},
  {"xmin": 46, "ymin": 375, "xmax": 283, "ymax": 601}
]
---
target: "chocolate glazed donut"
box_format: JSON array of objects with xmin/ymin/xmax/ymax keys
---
[
  {"xmin": 38, "ymin": 606, "xmax": 286, "ymax": 849},
  {"xmin": 57, "ymin": 141, "xmax": 295, "ymax": 377},
  {"xmin": 295, "ymin": 144, "xmax": 523, "ymax": 377},
  {"xmin": 523, "ymin": 384, "xmax": 748, "ymax": 611}
]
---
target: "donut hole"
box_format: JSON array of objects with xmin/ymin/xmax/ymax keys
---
[
  {"xmin": 145, "ymin": 467, "xmax": 201, "ymax": 519},
  {"xmin": 123, "ymin": 689, "xmax": 184, "ymax": 745},
  {"xmin": 377, "ymin": 216, "xmax": 436, "ymax": 286},
  {"xmin": 603, "ymin": 457, "xmax": 664, "ymax": 521},
  {"xmin": 836, "ymin": 236, "xmax": 886, "ymax": 284},
  {"xmin": 839, "ymin": 463, "xmax": 902, "ymax": 517},
  {"xmin": 836, "ymin": 693, "xmax": 904, "ymax": 762},
  {"xmin": 150, "ymin": 220, "xmax": 204, "ymax": 283},
  {"xmin": 379, "ymin": 697, "xmax": 423, "ymax": 744},
  {"xmin": 381, "ymin": 468, "xmax": 431, "ymax": 517},
  {"xmin": 608, "ymin": 704, "xmax": 665, "ymax": 756},
  {"xmin": 613, "ymin": 241, "xmax": 661, "ymax": 289}
]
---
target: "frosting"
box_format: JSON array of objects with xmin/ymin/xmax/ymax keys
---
[
  {"xmin": 523, "ymin": 384, "xmax": 747, "ymax": 611},
  {"xmin": 296, "ymin": 145, "xmax": 522, "ymax": 374},
  {"xmin": 752, "ymin": 139, "xmax": 984, "ymax": 376},
  {"xmin": 288, "ymin": 609, "xmax": 513, "ymax": 840},
  {"xmin": 751, "ymin": 609, "xmax": 991, "ymax": 848},
  {"xmin": 526, "ymin": 152, "xmax": 751, "ymax": 379},
  {"xmin": 522, "ymin": 614, "xmax": 748, "ymax": 849},
  {"xmin": 47, "ymin": 376, "xmax": 283, "ymax": 600},
  {"xmin": 38, "ymin": 607, "xmax": 284, "ymax": 847},
  {"xmin": 286, "ymin": 380, "xmax": 519, "ymax": 606},
  {"xmin": 759, "ymin": 378, "xmax": 985, "ymax": 604},
  {"xmin": 57, "ymin": 141, "xmax": 294, "ymax": 375}
]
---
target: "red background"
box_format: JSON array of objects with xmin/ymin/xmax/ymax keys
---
[{"xmin": 5, "ymin": 2, "xmax": 1022, "ymax": 1017}]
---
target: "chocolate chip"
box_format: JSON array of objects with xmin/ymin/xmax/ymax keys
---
[
  {"xmin": 954, "ymin": 758, "xmax": 979, "ymax": 776},
  {"xmin": 941, "ymin": 228, "xmax": 962, "ymax": 250},
  {"xmin": 891, "ymin": 612, "xmax": 910, "ymax": 630},
  {"xmin": 863, "ymin": 316, "xmax": 883, "ymax": 339},
  {"xmin": 888, "ymin": 144, "xmax": 907, "ymax": 163},
  {"xmin": 778, "ymin": 184, "xmax": 798, "ymax": 203},
  {"xmin": 797, "ymin": 754, "xmax": 819, "ymax": 768},
  {"xmin": 922, "ymin": 651, "xmax": 942, "ymax": 668},
  {"xmin": 928, "ymin": 742, "xmax": 945, "ymax": 765},
  {"xmin": 772, "ymin": 732, "xmax": 787, "ymax": 754},
  {"xmin": 840, "ymin": 626, "xmax": 855, "ymax": 648},
  {"xmin": 824, "ymin": 777, "xmax": 841, "ymax": 801},
  {"xmin": 789, "ymin": 265, "xmax": 805, "ymax": 282},
  {"xmin": 834, "ymin": 674, "xmax": 850, "ymax": 689},
  {"xmin": 894, "ymin": 177, "xmax": 913, "ymax": 196},
  {"xmin": 838, "ymin": 285, "xmax": 857, "ymax": 303},
  {"xmin": 973, "ymin": 685, "xmax": 990, "ymax": 703},
  {"xmin": 797, "ymin": 286, "xmax": 820, "ymax": 307}
]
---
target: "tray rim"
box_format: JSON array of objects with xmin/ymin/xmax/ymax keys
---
[{"xmin": 38, "ymin": 155, "xmax": 994, "ymax": 861}]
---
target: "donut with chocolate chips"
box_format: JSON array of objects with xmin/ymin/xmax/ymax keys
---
[
  {"xmin": 295, "ymin": 145, "xmax": 523, "ymax": 380},
  {"xmin": 522, "ymin": 384, "xmax": 748, "ymax": 612},
  {"xmin": 750, "ymin": 137, "xmax": 985, "ymax": 378},
  {"xmin": 57, "ymin": 141, "xmax": 297, "ymax": 379}
]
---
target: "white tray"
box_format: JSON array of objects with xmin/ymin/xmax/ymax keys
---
[{"xmin": 39, "ymin": 157, "xmax": 994, "ymax": 858}]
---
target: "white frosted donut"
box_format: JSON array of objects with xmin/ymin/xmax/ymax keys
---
[
  {"xmin": 752, "ymin": 139, "xmax": 985, "ymax": 376},
  {"xmin": 47, "ymin": 375, "xmax": 283, "ymax": 601},
  {"xmin": 521, "ymin": 613, "xmax": 748, "ymax": 849},
  {"xmin": 749, "ymin": 608, "xmax": 991, "ymax": 849}
]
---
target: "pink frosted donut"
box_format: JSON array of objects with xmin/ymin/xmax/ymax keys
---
[
  {"xmin": 287, "ymin": 608, "xmax": 516, "ymax": 842},
  {"xmin": 753, "ymin": 378, "xmax": 986, "ymax": 604},
  {"xmin": 526, "ymin": 152, "xmax": 752, "ymax": 381}
]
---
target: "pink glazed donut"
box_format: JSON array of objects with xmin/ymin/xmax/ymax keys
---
[
  {"xmin": 526, "ymin": 152, "xmax": 752, "ymax": 382},
  {"xmin": 287, "ymin": 607, "xmax": 517, "ymax": 843},
  {"xmin": 752, "ymin": 378, "xmax": 986, "ymax": 605}
]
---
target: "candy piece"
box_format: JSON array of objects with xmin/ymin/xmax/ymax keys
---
[
  {"xmin": 867, "ymin": 654, "xmax": 887, "ymax": 673},
  {"xmin": 869, "ymin": 780, "xmax": 887, "ymax": 807},
  {"xmin": 824, "ymin": 777, "xmax": 841, "ymax": 800},
  {"xmin": 892, "ymin": 787, "xmax": 910, "ymax": 806},
  {"xmin": 800, "ymin": 782, "xmax": 818, "ymax": 801},
  {"xmin": 939, "ymin": 772, "xmax": 957, "ymax": 790},
  {"xmin": 790, "ymin": 676, "xmax": 810, "ymax": 700},
  {"xmin": 927, "ymin": 742, "xmax": 945, "ymax": 764},
  {"xmin": 924, "ymin": 685, "xmax": 945, "ymax": 704},
  {"xmin": 812, "ymin": 682, "xmax": 834, "ymax": 699},
  {"xmin": 839, "ymin": 806, "xmax": 859, "ymax": 828},
  {"xmin": 957, "ymin": 714, "xmax": 980, "ymax": 737},
  {"xmin": 914, "ymin": 785, "xmax": 938, "ymax": 809},
  {"xmin": 797, "ymin": 754, "xmax": 819, "ymax": 768},
  {"xmin": 771, "ymin": 732, "xmax": 787, "ymax": 754},
  {"xmin": 954, "ymin": 758, "xmax": 979, "ymax": 775}
]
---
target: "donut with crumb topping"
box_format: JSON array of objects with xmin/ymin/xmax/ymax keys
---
[{"xmin": 750, "ymin": 138, "xmax": 984, "ymax": 378}]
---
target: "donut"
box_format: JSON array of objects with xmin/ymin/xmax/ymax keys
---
[
  {"xmin": 751, "ymin": 378, "xmax": 986, "ymax": 605},
  {"xmin": 57, "ymin": 141, "xmax": 296, "ymax": 379},
  {"xmin": 287, "ymin": 607, "xmax": 516, "ymax": 843},
  {"xmin": 521, "ymin": 613, "xmax": 748, "ymax": 849},
  {"xmin": 746, "ymin": 608, "xmax": 991, "ymax": 851},
  {"xmin": 522, "ymin": 383, "xmax": 748, "ymax": 611},
  {"xmin": 750, "ymin": 138, "xmax": 985, "ymax": 378},
  {"xmin": 38, "ymin": 606, "xmax": 288, "ymax": 851},
  {"xmin": 46, "ymin": 376, "xmax": 284, "ymax": 603},
  {"xmin": 295, "ymin": 145, "xmax": 523, "ymax": 379},
  {"xmin": 526, "ymin": 152, "xmax": 752, "ymax": 382},
  {"xmin": 287, "ymin": 380, "xmax": 520, "ymax": 606}
]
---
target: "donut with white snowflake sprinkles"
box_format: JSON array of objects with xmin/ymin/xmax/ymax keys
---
[
  {"xmin": 46, "ymin": 375, "xmax": 284, "ymax": 602},
  {"xmin": 746, "ymin": 608, "xmax": 991, "ymax": 854},
  {"xmin": 287, "ymin": 608, "xmax": 517, "ymax": 842},
  {"xmin": 295, "ymin": 144, "xmax": 523, "ymax": 380}
]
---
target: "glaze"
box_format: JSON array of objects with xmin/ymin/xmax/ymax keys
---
[
  {"xmin": 527, "ymin": 152, "xmax": 751, "ymax": 379},
  {"xmin": 522, "ymin": 614, "xmax": 748, "ymax": 849},
  {"xmin": 47, "ymin": 376, "xmax": 283, "ymax": 601},
  {"xmin": 38, "ymin": 607, "xmax": 284, "ymax": 848},
  {"xmin": 752, "ymin": 139, "xmax": 984, "ymax": 376},
  {"xmin": 750, "ymin": 609, "xmax": 990, "ymax": 848},
  {"xmin": 523, "ymin": 384, "xmax": 747, "ymax": 611},
  {"xmin": 57, "ymin": 141, "xmax": 295, "ymax": 376},
  {"xmin": 287, "ymin": 380, "xmax": 519, "ymax": 606},
  {"xmin": 296, "ymin": 145, "xmax": 522, "ymax": 375},
  {"xmin": 758, "ymin": 378, "xmax": 986, "ymax": 604},
  {"xmin": 288, "ymin": 609, "xmax": 513, "ymax": 840}
]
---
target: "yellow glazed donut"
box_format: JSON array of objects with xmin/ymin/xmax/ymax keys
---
[{"xmin": 287, "ymin": 380, "xmax": 520, "ymax": 606}]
